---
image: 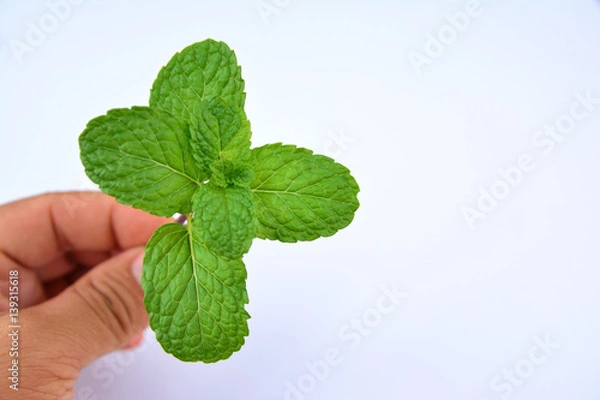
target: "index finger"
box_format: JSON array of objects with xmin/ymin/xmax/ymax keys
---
[{"xmin": 0, "ymin": 191, "xmax": 170, "ymax": 268}]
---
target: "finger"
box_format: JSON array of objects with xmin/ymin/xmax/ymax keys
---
[
  {"xmin": 0, "ymin": 191, "xmax": 170, "ymax": 269},
  {"xmin": 0, "ymin": 252, "xmax": 44, "ymax": 310},
  {"xmin": 0, "ymin": 251, "xmax": 107, "ymax": 309},
  {"xmin": 25, "ymin": 247, "xmax": 148, "ymax": 368},
  {"xmin": 121, "ymin": 331, "xmax": 146, "ymax": 350},
  {"xmin": 34, "ymin": 250, "xmax": 110, "ymax": 282},
  {"xmin": 69, "ymin": 250, "xmax": 112, "ymax": 269}
]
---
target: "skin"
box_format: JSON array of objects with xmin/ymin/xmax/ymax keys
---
[{"xmin": 0, "ymin": 192, "xmax": 170, "ymax": 399}]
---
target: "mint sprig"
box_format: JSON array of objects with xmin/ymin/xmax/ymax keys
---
[{"xmin": 79, "ymin": 39, "xmax": 360, "ymax": 363}]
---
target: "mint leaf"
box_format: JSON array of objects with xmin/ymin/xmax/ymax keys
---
[
  {"xmin": 149, "ymin": 40, "xmax": 245, "ymax": 127},
  {"xmin": 79, "ymin": 39, "xmax": 362, "ymax": 363},
  {"xmin": 142, "ymin": 223, "xmax": 250, "ymax": 363},
  {"xmin": 250, "ymin": 143, "xmax": 360, "ymax": 242},
  {"xmin": 192, "ymin": 184, "xmax": 256, "ymax": 259},
  {"xmin": 192, "ymin": 97, "xmax": 252, "ymax": 176},
  {"xmin": 209, "ymin": 159, "xmax": 255, "ymax": 188},
  {"xmin": 79, "ymin": 107, "xmax": 203, "ymax": 216}
]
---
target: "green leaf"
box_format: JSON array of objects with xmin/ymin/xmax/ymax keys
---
[
  {"xmin": 142, "ymin": 223, "xmax": 250, "ymax": 363},
  {"xmin": 79, "ymin": 107, "xmax": 203, "ymax": 216},
  {"xmin": 192, "ymin": 97, "xmax": 252, "ymax": 176},
  {"xmin": 250, "ymin": 143, "xmax": 360, "ymax": 242},
  {"xmin": 192, "ymin": 184, "xmax": 256, "ymax": 259},
  {"xmin": 78, "ymin": 38, "xmax": 363, "ymax": 364},
  {"xmin": 209, "ymin": 159, "xmax": 255, "ymax": 188},
  {"xmin": 149, "ymin": 39, "xmax": 245, "ymax": 127}
]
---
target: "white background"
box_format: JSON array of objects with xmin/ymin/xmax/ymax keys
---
[{"xmin": 1, "ymin": 1, "xmax": 600, "ymax": 399}]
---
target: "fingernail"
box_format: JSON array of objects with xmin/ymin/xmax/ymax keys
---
[
  {"xmin": 131, "ymin": 252, "xmax": 144, "ymax": 284},
  {"xmin": 123, "ymin": 331, "xmax": 145, "ymax": 350}
]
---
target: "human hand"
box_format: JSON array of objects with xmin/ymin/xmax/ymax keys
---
[{"xmin": 0, "ymin": 192, "xmax": 169, "ymax": 399}]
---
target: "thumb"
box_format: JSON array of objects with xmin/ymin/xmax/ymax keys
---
[{"xmin": 34, "ymin": 247, "xmax": 148, "ymax": 368}]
